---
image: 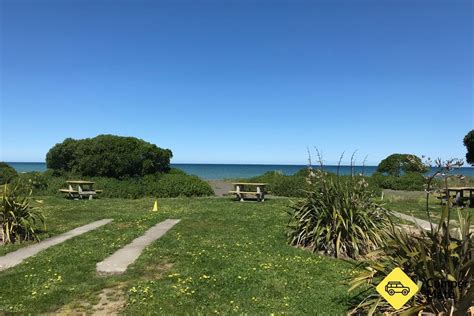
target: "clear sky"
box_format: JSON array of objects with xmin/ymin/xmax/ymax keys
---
[{"xmin": 1, "ymin": 0, "xmax": 472, "ymax": 165}]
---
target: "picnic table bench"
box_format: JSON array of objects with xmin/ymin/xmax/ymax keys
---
[
  {"xmin": 444, "ymin": 187, "xmax": 474, "ymax": 207},
  {"xmin": 435, "ymin": 187, "xmax": 474, "ymax": 207},
  {"xmin": 59, "ymin": 180, "xmax": 102, "ymax": 200},
  {"xmin": 229, "ymin": 182, "xmax": 268, "ymax": 202}
]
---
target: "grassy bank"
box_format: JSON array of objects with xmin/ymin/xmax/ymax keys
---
[{"xmin": 0, "ymin": 197, "xmax": 358, "ymax": 314}]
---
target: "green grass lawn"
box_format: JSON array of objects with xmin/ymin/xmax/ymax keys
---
[{"xmin": 0, "ymin": 197, "xmax": 359, "ymax": 314}]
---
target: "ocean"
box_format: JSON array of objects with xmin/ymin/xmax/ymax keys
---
[{"xmin": 5, "ymin": 162, "xmax": 474, "ymax": 180}]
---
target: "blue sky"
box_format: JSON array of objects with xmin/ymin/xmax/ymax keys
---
[{"xmin": 1, "ymin": 0, "xmax": 472, "ymax": 165}]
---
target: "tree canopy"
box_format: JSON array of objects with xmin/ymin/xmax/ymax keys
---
[
  {"xmin": 463, "ymin": 130, "xmax": 474, "ymax": 166},
  {"xmin": 46, "ymin": 135, "xmax": 172, "ymax": 178},
  {"xmin": 376, "ymin": 153, "xmax": 428, "ymax": 177}
]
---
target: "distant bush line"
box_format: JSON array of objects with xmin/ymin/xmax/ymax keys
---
[
  {"xmin": 13, "ymin": 168, "xmax": 213, "ymax": 199},
  {"xmin": 246, "ymin": 168, "xmax": 474, "ymax": 197}
]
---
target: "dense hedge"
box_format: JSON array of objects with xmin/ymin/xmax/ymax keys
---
[
  {"xmin": 46, "ymin": 135, "xmax": 172, "ymax": 179},
  {"xmin": 370, "ymin": 172, "xmax": 426, "ymax": 191},
  {"xmin": 15, "ymin": 168, "xmax": 213, "ymax": 199},
  {"xmin": 248, "ymin": 171, "xmax": 310, "ymax": 197},
  {"xmin": 0, "ymin": 162, "xmax": 18, "ymax": 184}
]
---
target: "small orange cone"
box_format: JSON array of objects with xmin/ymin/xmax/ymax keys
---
[{"xmin": 152, "ymin": 200, "xmax": 158, "ymax": 212}]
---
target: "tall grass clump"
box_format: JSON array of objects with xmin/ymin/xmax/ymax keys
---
[
  {"xmin": 287, "ymin": 152, "xmax": 392, "ymax": 259},
  {"xmin": 349, "ymin": 158, "xmax": 473, "ymax": 315}
]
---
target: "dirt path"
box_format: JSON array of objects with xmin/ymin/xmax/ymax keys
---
[{"xmin": 207, "ymin": 180, "xmax": 233, "ymax": 196}]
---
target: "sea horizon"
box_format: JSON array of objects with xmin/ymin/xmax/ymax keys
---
[{"xmin": 5, "ymin": 162, "xmax": 474, "ymax": 180}]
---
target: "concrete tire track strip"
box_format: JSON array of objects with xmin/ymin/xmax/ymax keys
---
[
  {"xmin": 0, "ymin": 219, "xmax": 113, "ymax": 271},
  {"xmin": 97, "ymin": 219, "xmax": 180, "ymax": 275}
]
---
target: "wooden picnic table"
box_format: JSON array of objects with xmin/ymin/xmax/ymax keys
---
[
  {"xmin": 443, "ymin": 187, "xmax": 474, "ymax": 207},
  {"xmin": 229, "ymin": 182, "xmax": 268, "ymax": 202},
  {"xmin": 59, "ymin": 180, "xmax": 102, "ymax": 200}
]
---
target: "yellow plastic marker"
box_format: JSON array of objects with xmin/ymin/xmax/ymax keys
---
[{"xmin": 152, "ymin": 200, "xmax": 158, "ymax": 212}]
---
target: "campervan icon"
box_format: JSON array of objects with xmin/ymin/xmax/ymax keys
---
[{"xmin": 385, "ymin": 281, "xmax": 410, "ymax": 296}]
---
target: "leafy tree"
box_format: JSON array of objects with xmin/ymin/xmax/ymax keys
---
[
  {"xmin": 463, "ymin": 130, "xmax": 474, "ymax": 165},
  {"xmin": 46, "ymin": 135, "xmax": 172, "ymax": 178},
  {"xmin": 376, "ymin": 153, "xmax": 428, "ymax": 177},
  {"xmin": 0, "ymin": 162, "xmax": 18, "ymax": 184},
  {"xmin": 45, "ymin": 138, "xmax": 78, "ymax": 172}
]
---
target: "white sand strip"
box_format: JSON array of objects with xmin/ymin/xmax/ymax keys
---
[
  {"xmin": 97, "ymin": 219, "xmax": 180, "ymax": 275},
  {"xmin": 0, "ymin": 219, "xmax": 113, "ymax": 271}
]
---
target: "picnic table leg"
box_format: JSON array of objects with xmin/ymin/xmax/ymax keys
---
[
  {"xmin": 455, "ymin": 191, "xmax": 464, "ymax": 207},
  {"xmin": 257, "ymin": 186, "xmax": 264, "ymax": 202},
  {"xmin": 235, "ymin": 192, "xmax": 244, "ymax": 202},
  {"xmin": 236, "ymin": 185, "xmax": 244, "ymax": 202}
]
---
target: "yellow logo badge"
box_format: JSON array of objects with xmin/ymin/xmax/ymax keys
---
[{"xmin": 376, "ymin": 267, "xmax": 419, "ymax": 310}]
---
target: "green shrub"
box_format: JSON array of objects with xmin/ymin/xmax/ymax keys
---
[
  {"xmin": 248, "ymin": 170, "xmax": 309, "ymax": 197},
  {"xmin": 371, "ymin": 172, "xmax": 426, "ymax": 191},
  {"xmin": 168, "ymin": 168, "xmax": 188, "ymax": 175},
  {"xmin": 377, "ymin": 153, "xmax": 428, "ymax": 176},
  {"xmin": 154, "ymin": 174, "xmax": 213, "ymax": 197},
  {"xmin": 287, "ymin": 169, "xmax": 391, "ymax": 259},
  {"xmin": 271, "ymin": 176, "xmax": 309, "ymax": 197},
  {"xmin": 248, "ymin": 170, "xmax": 284, "ymax": 183},
  {"xmin": 248, "ymin": 168, "xmax": 380, "ymax": 197},
  {"xmin": 14, "ymin": 171, "xmax": 63, "ymax": 196},
  {"xmin": 0, "ymin": 162, "xmax": 18, "ymax": 185},
  {"xmin": 23, "ymin": 172, "xmax": 49, "ymax": 192},
  {"xmin": 293, "ymin": 168, "xmax": 312, "ymax": 177},
  {"xmin": 46, "ymin": 135, "xmax": 172, "ymax": 179},
  {"xmin": 0, "ymin": 182, "xmax": 45, "ymax": 244},
  {"xmin": 93, "ymin": 177, "xmax": 145, "ymax": 199},
  {"xmin": 18, "ymin": 170, "xmax": 213, "ymax": 199}
]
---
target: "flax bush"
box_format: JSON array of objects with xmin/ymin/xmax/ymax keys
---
[
  {"xmin": 0, "ymin": 183, "xmax": 45, "ymax": 244},
  {"xmin": 349, "ymin": 158, "xmax": 473, "ymax": 315},
  {"xmin": 287, "ymin": 167, "xmax": 392, "ymax": 259}
]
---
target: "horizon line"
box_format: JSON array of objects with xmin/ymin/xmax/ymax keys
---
[{"xmin": 5, "ymin": 161, "xmax": 474, "ymax": 168}]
